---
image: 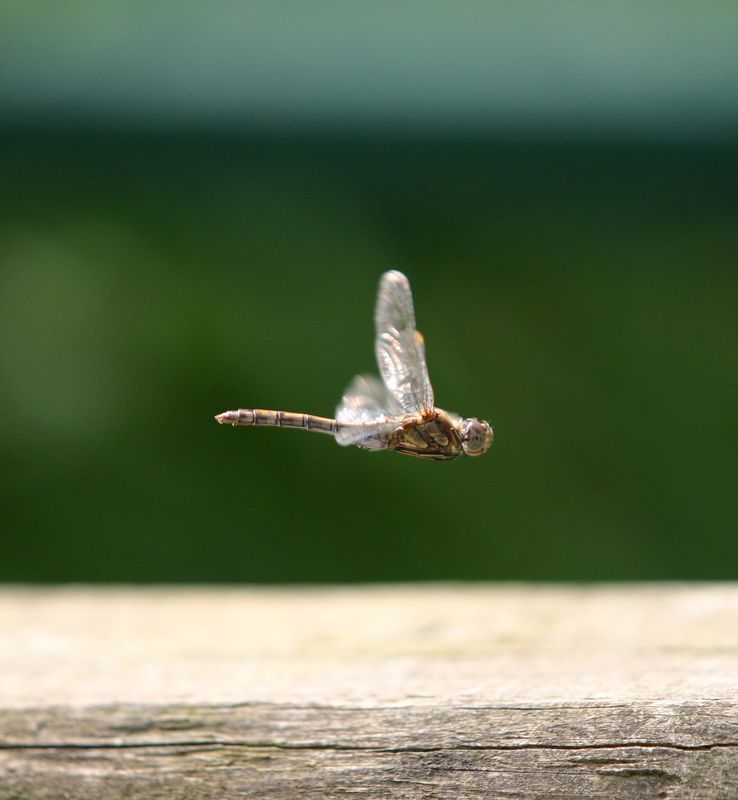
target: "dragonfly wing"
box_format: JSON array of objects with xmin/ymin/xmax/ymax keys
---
[
  {"xmin": 336, "ymin": 374, "xmax": 401, "ymax": 423},
  {"xmin": 374, "ymin": 270, "xmax": 434, "ymax": 414},
  {"xmin": 335, "ymin": 374, "xmax": 400, "ymax": 449}
]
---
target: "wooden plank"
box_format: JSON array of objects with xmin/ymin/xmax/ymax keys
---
[{"xmin": 0, "ymin": 584, "xmax": 736, "ymax": 798}]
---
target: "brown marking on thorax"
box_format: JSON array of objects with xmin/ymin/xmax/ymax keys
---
[{"xmin": 391, "ymin": 410, "xmax": 463, "ymax": 461}]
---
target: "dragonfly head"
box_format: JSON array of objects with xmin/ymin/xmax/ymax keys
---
[{"xmin": 461, "ymin": 418, "xmax": 493, "ymax": 456}]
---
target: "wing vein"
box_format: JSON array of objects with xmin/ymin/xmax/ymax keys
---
[{"xmin": 374, "ymin": 270, "xmax": 434, "ymax": 413}]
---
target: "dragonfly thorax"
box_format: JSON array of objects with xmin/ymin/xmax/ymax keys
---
[{"xmin": 385, "ymin": 410, "xmax": 463, "ymax": 460}]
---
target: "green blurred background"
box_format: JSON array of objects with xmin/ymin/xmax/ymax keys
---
[{"xmin": 1, "ymin": 3, "xmax": 736, "ymax": 582}]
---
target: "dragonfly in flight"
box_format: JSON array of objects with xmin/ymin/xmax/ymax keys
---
[{"xmin": 215, "ymin": 270, "xmax": 493, "ymax": 460}]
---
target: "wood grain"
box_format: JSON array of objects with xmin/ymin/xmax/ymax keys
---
[{"xmin": 0, "ymin": 584, "xmax": 736, "ymax": 798}]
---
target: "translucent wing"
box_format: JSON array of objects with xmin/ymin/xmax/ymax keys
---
[
  {"xmin": 374, "ymin": 270, "xmax": 434, "ymax": 414},
  {"xmin": 335, "ymin": 374, "xmax": 400, "ymax": 449}
]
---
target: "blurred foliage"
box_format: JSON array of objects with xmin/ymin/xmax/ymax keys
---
[{"xmin": 0, "ymin": 129, "xmax": 736, "ymax": 582}]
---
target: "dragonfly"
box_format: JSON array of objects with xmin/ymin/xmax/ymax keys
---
[{"xmin": 215, "ymin": 270, "xmax": 493, "ymax": 460}]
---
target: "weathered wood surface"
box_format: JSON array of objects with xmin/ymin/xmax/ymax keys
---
[{"xmin": 0, "ymin": 584, "xmax": 736, "ymax": 799}]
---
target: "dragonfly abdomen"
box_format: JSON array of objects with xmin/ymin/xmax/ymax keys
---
[{"xmin": 215, "ymin": 408, "xmax": 338, "ymax": 435}]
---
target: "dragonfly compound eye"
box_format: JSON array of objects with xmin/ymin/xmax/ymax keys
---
[{"xmin": 462, "ymin": 419, "xmax": 493, "ymax": 456}]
